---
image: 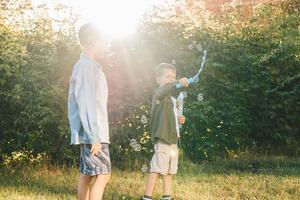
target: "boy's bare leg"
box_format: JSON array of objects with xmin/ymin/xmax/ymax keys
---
[
  {"xmin": 162, "ymin": 175, "xmax": 172, "ymax": 196},
  {"xmin": 78, "ymin": 174, "xmax": 91, "ymax": 200},
  {"xmin": 89, "ymin": 173, "xmax": 111, "ymax": 200},
  {"xmin": 144, "ymin": 172, "xmax": 159, "ymax": 196}
]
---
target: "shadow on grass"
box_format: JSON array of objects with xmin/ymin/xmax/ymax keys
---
[
  {"xmin": 178, "ymin": 157, "xmax": 300, "ymax": 177},
  {"xmin": 0, "ymin": 171, "xmax": 140, "ymax": 200},
  {"xmin": 104, "ymin": 193, "xmax": 139, "ymax": 200},
  {"xmin": 0, "ymin": 174, "xmax": 75, "ymax": 197}
]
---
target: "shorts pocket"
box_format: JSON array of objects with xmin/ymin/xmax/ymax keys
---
[{"xmin": 154, "ymin": 141, "xmax": 170, "ymax": 153}]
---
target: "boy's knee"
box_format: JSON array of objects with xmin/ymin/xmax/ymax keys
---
[{"xmin": 96, "ymin": 173, "xmax": 111, "ymax": 181}]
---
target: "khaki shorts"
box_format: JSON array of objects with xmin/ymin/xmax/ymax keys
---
[{"xmin": 150, "ymin": 140, "xmax": 179, "ymax": 175}]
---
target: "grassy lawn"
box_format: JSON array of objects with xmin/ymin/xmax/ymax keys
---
[{"xmin": 0, "ymin": 158, "xmax": 299, "ymax": 200}]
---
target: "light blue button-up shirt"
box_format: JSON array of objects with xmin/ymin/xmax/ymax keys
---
[{"xmin": 68, "ymin": 54, "xmax": 109, "ymax": 145}]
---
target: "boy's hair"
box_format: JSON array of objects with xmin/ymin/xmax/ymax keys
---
[
  {"xmin": 154, "ymin": 63, "xmax": 176, "ymax": 78},
  {"xmin": 78, "ymin": 23, "xmax": 102, "ymax": 47}
]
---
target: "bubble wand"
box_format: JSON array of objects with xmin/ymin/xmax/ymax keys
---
[
  {"xmin": 176, "ymin": 50, "xmax": 208, "ymax": 128},
  {"xmin": 176, "ymin": 50, "xmax": 207, "ymax": 89}
]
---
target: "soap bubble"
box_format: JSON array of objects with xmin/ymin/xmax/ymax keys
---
[
  {"xmin": 171, "ymin": 59, "xmax": 176, "ymax": 65},
  {"xmin": 192, "ymin": 76, "xmax": 199, "ymax": 83},
  {"xmin": 141, "ymin": 115, "xmax": 148, "ymax": 125},
  {"xmin": 197, "ymin": 44, "xmax": 203, "ymax": 52},
  {"xmin": 279, "ymin": 40, "xmax": 283, "ymax": 49},
  {"xmin": 134, "ymin": 144, "xmax": 142, "ymax": 152},
  {"xmin": 197, "ymin": 93, "xmax": 204, "ymax": 101},
  {"xmin": 141, "ymin": 164, "xmax": 148, "ymax": 173},
  {"xmin": 188, "ymin": 44, "xmax": 194, "ymax": 50},
  {"xmin": 130, "ymin": 139, "xmax": 138, "ymax": 147}
]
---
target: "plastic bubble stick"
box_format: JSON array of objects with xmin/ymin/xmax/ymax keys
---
[
  {"xmin": 176, "ymin": 50, "xmax": 207, "ymax": 88},
  {"xmin": 176, "ymin": 50, "xmax": 208, "ymax": 129}
]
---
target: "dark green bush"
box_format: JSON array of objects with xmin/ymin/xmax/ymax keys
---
[{"xmin": 0, "ymin": 0, "xmax": 299, "ymax": 168}]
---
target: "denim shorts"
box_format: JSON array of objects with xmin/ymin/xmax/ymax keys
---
[{"xmin": 80, "ymin": 143, "xmax": 111, "ymax": 176}]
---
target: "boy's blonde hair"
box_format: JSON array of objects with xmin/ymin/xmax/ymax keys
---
[
  {"xmin": 154, "ymin": 63, "xmax": 176, "ymax": 78},
  {"xmin": 78, "ymin": 23, "xmax": 102, "ymax": 47}
]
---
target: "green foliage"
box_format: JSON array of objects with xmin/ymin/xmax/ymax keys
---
[
  {"xmin": 0, "ymin": 0, "xmax": 299, "ymax": 167},
  {"xmin": 0, "ymin": 0, "xmax": 79, "ymax": 165},
  {"xmin": 116, "ymin": 0, "xmax": 300, "ymax": 163},
  {"xmin": 110, "ymin": 104, "xmax": 152, "ymax": 169}
]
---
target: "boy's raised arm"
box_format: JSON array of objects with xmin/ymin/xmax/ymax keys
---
[{"xmin": 156, "ymin": 77, "xmax": 189, "ymax": 100}]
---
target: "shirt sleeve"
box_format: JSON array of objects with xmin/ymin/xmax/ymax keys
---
[
  {"xmin": 156, "ymin": 81, "xmax": 182, "ymax": 100},
  {"xmin": 74, "ymin": 63, "xmax": 101, "ymax": 144}
]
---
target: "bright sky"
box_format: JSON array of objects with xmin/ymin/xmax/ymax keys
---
[{"xmin": 32, "ymin": 0, "xmax": 172, "ymax": 38}]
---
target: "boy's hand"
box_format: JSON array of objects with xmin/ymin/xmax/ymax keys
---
[
  {"xmin": 179, "ymin": 77, "xmax": 189, "ymax": 88},
  {"xmin": 178, "ymin": 115, "xmax": 186, "ymax": 125},
  {"xmin": 90, "ymin": 143, "xmax": 101, "ymax": 156}
]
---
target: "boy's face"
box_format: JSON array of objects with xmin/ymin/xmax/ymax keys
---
[{"xmin": 157, "ymin": 68, "xmax": 176, "ymax": 86}]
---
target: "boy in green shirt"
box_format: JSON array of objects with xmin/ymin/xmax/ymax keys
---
[{"xmin": 141, "ymin": 63, "xmax": 189, "ymax": 200}]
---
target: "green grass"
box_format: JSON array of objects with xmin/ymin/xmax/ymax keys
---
[{"xmin": 0, "ymin": 158, "xmax": 300, "ymax": 200}]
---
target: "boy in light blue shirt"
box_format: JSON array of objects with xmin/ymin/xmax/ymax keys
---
[{"xmin": 68, "ymin": 23, "xmax": 110, "ymax": 200}]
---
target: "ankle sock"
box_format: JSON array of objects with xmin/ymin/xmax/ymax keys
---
[
  {"xmin": 141, "ymin": 195, "xmax": 152, "ymax": 200},
  {"xmin": 161, "ymin": 195, "xmax": 171, "ymax": 200}
]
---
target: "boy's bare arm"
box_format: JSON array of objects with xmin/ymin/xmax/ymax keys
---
[{"xmin": 178, "ymin": 115, "xmax": 186, "ymax": 125}]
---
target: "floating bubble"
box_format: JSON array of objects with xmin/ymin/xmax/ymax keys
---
[
  {"xmin": 279, "ymin": 40, "xmax": 283, "ymax": 49},
  {"xmin": 141, "ymin": 115, "xmax": 148, "ymax": 125},
  {"xmin": 182, "ymin": 91, "xmax": 187, "ymax": 98},
  {"xmin": 197, "ymin": 44, "xmax": 203, "ymax": 52},
  {"xmin": 141, "ymin": 164, "xmax": 148, "ymax": 173},
  {"xmin": 130, "ymin": 139, "xmax": 138, "ymax": 147},
  {"xmin": 188, "ymin": 44, "xmax": 194, "ymax": 50},
  {"xmin": 197, "ymin": 93, "xmax": 203, "ymax": 101},
  {"xmin": 192, "ymin": 76, "xmax": 199, "ymax": 83},
  {"xmin": 134, "ymin": 144, "xmax": 142, "ymax": 152},
  {"xmin": 107, "ymin": 51, "xmax": 115, "ymax": 57},
  {"xmin": 171, "ymin": 59, "xmax": 176, "ymax": 65}
]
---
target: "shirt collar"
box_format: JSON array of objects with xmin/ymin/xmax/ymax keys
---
[{"xmin": 80, "ymin": 53, "xmax": 102, "ymax": 69}]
